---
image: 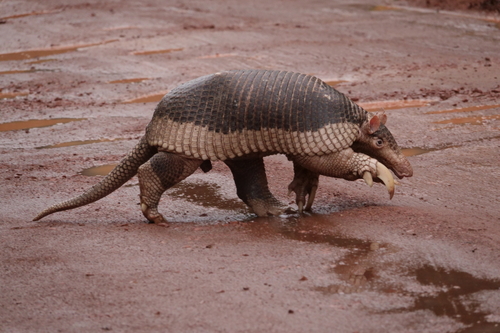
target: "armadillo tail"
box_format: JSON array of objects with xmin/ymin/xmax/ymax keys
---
[{"xmin": 33, "ymin": 136, "xmax": 156, "ymax": 221}]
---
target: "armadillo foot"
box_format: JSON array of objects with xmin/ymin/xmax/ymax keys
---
[
  {"xmin": 141, "ymin": 203, "xmax": 169, "ymax": 225},
  {"xmin": 247, "ymin": 198, "xmax": 289, "ymax": 217},
  {"xmin": 288, "ymin": 162, "xmax": 320, "ymax": 213}
]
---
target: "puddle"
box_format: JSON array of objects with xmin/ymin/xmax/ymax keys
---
[
  {"xmin": 426, "ymin": 104, "xmax": 500, "ymax": 115},
  {"xmin": 278, "ymin": 222, "xmax": 377, "ymax": 294},
  {"xmin": 168, "ymin": 181, "xmax": 246, "ymax": 211},
  {"xmin": 102, "ymin": 25, "xmax": 139, "ymax": 31},
  {"xmin": 247, "ymin": 216, "xmax": 379, "ymax": 294},
  {"xmin": 27, "ymin": 59, "xmax": 56, "ymax": 65},
  {"xmin": 198, "ymin": 53, "xmax": 238, "ymax": 59},
  {"xmin": 131, "ymin": 48, "xmax": 183, "ymax": 56},
  {"xmin": 0, "ymin": 40, "xmax": 118, "ymax": 62},
  {"xmin": 402, "ymin": 147, "xmax": 437, "ymax": 157},
  {"xmin": 324, "ymin": 80, "xmax": 346, "ymax": 87},
  {"xmin": 0, "ymin": 118, "xmax": 86, "ymax": 132},
  {"xmin": 80, "ymin": 164, "xmax": 117, "ymax": 176},
  {"xmin": 0, "ymin": 69, "xmax": 37, "ymax": 75},
  {"xmin": 122, "ymin": 91, "xmax": 168, "ymax": 104},
  {"xmin": 109, "ymin": 78, "xmax": 149, "ymax": 84},
  {"xmin": 79, "ymin": 168, "xmax": 247, "ymax": 211},
  {"xmin": 36, "ymin": 138, "xmax": 124, "ymax": 149},
  {"xmin": 247, "ymin": 215, "xmax": 500, "ymax": 331},
  {"xmin": 359, "ymin": 99, "xmax": 435, "ymax": 112},
  {"xmin": 434, "ymin": 114, "xmax": 500, "ymax": 125},
  {"xmin": 401, "ymin": 145, "xmax": 460, "ymax": 157},
  {"xmin": 407, "ymin": 265, "xmax": 500, "ymax": 333},
  {"xmin": 0, "ymin": 10, "xmax": 61, "ymax": 20},
  {"xmin": 0, "ymin": 92, "xmax": 29, "ymax": 99},
  {"xmin": 370, "ymin": 5, "xmax": 399, "ymax": 11}
]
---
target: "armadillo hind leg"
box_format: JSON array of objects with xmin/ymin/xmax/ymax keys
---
[
  {"xmin": 138, "ymin": 152, "xmax": 203, "ymax": 224},
  {"xmin": 224, "ymin": 158, "xmax": 288, "ymax": 217},
  {"xmin": 287, "ymin": 160, "xmax": 319, "ymax": 213}
]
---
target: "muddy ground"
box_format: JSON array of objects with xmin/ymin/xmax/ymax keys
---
[{"xmin": 1, "ymin": 0, "xmax": 500, "ymax": 332}]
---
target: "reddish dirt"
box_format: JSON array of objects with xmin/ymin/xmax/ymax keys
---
[{"xmin": 1, "ymin": 0, "xmax": 500, "ymax": 332}]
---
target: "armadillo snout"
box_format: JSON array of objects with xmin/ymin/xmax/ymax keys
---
[{"xmin": 392, "ymin": 158, "xmax": 413, "ymax": 179}]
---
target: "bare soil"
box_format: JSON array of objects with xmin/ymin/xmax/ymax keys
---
[{"xmin": 1, "ymin": 0, "xmax": 500, "ymax": 332}]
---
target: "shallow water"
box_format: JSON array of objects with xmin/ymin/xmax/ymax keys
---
[
  {"xmin": 0, "ymin": 118, "xmax": 86, "ymax": 132},
  {"xmin": 37, "ymin": 138, "xmax": 123, "ymax": 149},
  {"xmin": 79, "ymin": 164, "xmax": 117, "ymax": 176},
  {"xmin": 131, "ymin": 48, "xmax": 183, "ymax": 56},
  {"xmin": 0, "ymin": 92, "xmax": 29, "ymax": 99},
  {"xmin": 402, "ymin": 145, "xmax": 459, "ymax": 157},
  {"xmin": 359, "ymin": 99, "xmax": 434, "ymax": 111},
  {"xmin": 434, "ymin": 114, "xmax": 500, "ymax": 125},
  {"xmin": 407, "ymin": 265, "xmax": 500, "ymax": 332},
  {"xmin": 108, "ymin": 78, "xmax": 149, "ymax": 84},
  {"xmin": 0, "ymin": 10, "xmax": 60, "ymax": 20},
  {"xmin": 247, "ymin": 215, "xmax": 500, "ymax": 332},
  {"xmin": 122, "ymin": 91, "xmax": 168, "ymax": 104},
  {"xmin": 426, "ymin": 104, "xmax": 500, "ymax": 115},
  {"xmin": 0, "ymin": 40, "xmax": 117, "ymax": 62},
  {"xmin": 168, "ymin": 181, "xmax": 247, "ymax": 211}
]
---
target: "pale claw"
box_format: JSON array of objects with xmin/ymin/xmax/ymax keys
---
[
  {"xmin": 363, "ymin": 171, "xmax": 373, "ymax": 187},
  {"xmin": 376, "ymin": 162, "xmax": 395, "ymax": 199},
  {"xmin": 305, "ymin": 185, "xmax": 317, "ymax": 211},
  {"xmin": 298, "ymin": 201, "xmax": 304, "ymax": 214}
]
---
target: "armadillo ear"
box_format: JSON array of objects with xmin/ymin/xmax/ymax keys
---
[
  {"xmin": 379, "ymin": 112, "xmax": 387, "ymax": 125},
  {"xmin": 369, "ymin": 115, "xmax": 381, "ymax": 134}
]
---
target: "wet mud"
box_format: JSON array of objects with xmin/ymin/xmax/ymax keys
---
[{"xmin": 1, "ymin": 0, "xmax": 500, "ymax": 332}]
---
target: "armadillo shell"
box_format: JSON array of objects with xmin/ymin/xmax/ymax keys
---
[{"xmin": 146, "ymin": 70, "xmax": 367, "ymax": 160}]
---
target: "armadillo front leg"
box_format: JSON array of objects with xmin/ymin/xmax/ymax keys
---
[
  {"xmin": 138, "ymin": 152, "xmax": 202, "ymax": 224},
  {"xmin": 224, "ymin": 158, "xmax": 287, "ymax": 217},
  {"xmin": 290, "ymin": 148, "xmax": 395, "ymax": 199},
  {"xmin": 287, "ymin": 161, "xmax": 319, "ymax": 213}
]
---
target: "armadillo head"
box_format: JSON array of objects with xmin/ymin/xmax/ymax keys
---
[{"xmin": 352, "ymin": 113, "xmax": 413, "ymax": 179}]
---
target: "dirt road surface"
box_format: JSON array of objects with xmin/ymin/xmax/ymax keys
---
[{"xmin": 1, "ymin": 0, "xmax": 500, "ymax": 332}]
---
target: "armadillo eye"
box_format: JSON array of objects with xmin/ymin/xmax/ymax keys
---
[{"xmin": 375, "ymin": 138, "xmax": 384, "ymax": 147}]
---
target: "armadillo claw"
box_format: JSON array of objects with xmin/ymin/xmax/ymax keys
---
[
  {"xmin": 376, "ymin": 162, "xmax": 395, "ymax": 199},
  {"xmin": 305, "ymin": 185, "xmax": 317, "ymax": 211},
  {"xmin": 297, "ymin": 201, "xmax": 304, "ymax": 214},
  {"xmin": 363, "ymin": 172, "xmax": 374, "ymax": 187}
]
